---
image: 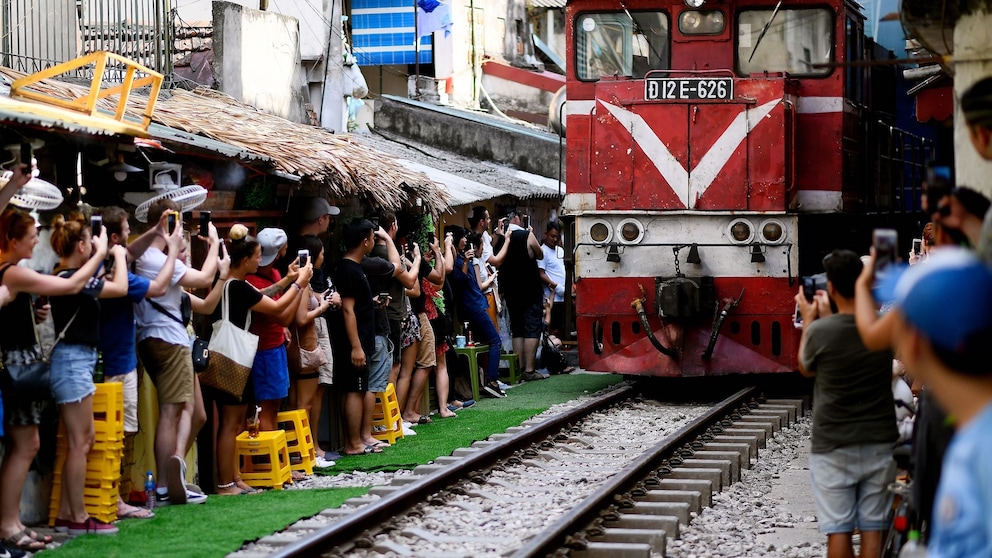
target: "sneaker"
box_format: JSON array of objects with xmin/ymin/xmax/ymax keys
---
[
  {"xmin": 167, "ymin": 455, "xmax": 187, "ymax": 505},
  {"xmin": 483, "ymin": 381, "xmax": 506, "ymax": 398},
  {"xmin": 461, "ymin": 399, "xmax": 476, "ymax": 408},
  {"xmin": 53, "ymin": 517, "xmax": 71, "ymax": 533},
  {"xmin": 401, "ymin": 425, "xmax": 417, "ymax": 436},
  {"xmin": 185, "ymin": 489, "xmax": 207, "ymax": 505},
  {"xmin": 372, "ymin": 425, "xmax": 388, "ymax": 433},
  {"xmin": 67, "ymin": 517, "xmax": 118, "ymax": 536},
  {"xmin": 315, "ymin": 455, "xmax": 336, "ymax": 468},
  {"xmin": 498, "ymin": 381, "xmax": 511, "ymax": 390},
  {"xmin": 155, "ymin": 492, "xmax": 171, "ymax": 506},
  {"xmin": 522, "ymin": 371, "xmax": 547, "ymax": 381},
  {"xmin": 0, "ymin": 541, "xmax": 26, "ymax": 558}
]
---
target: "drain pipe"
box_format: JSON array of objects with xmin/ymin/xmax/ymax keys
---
[{"xmin": 630, "ymin": 295, "xmax": 678, "ymax": 359}]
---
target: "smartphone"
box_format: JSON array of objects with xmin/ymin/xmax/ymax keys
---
[
  {"xmin": 523, "ymin": 215, "xmax": 530, "ymax": 230},
  {"xmin": 370, "ymin": 216, "xmax": 379, "ymax": 229},
  {"xmin": 502, "ymin": 218, "xmax": 509, "ymax": 233},
  {"xmin": 298, "ymin": 249, "xmax": 309, "ymax": 267},
  {"xmin": 912, "ymin": 238, "xmax": 922, "ymax": 256},
  {"xmin": 182, "ymin": 211, "xmax": 193, "ymax": 229},
  {"xmin": 793, "ymin": 303, "xmax": 803, "ymax": 329},
  {"xmin": 873, "ymin": 229, "xmax": 898, "ymax": 275},
  {"xmin": 467, "ymin": 242, "xmax": 474, "ymax": 254},
  {"xmin": 90, "ymin": 215, "xmax": 103, "ymax": 236},
  {"xmin": 167, "ymin": 211, "xmax": 177, "ymax": 234},
  {"xmin": 19, "ymin": 142, "xmax": 32, "ymax": 166},
  {"xmin": 199, "ymin": 211, "xmax": 211, "ymax": 237},
  {"xmin": 428, "ymin": 232, "xmax": 435, "ymax": 244},
  {"xmin": 34, "ymin": 295, "xmax": 48, "ymax": 310}
]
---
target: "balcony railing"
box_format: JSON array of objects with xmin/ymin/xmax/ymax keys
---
[{"xmin": 0, "ymin": 0, "xmax": 172, "ymax": 84}]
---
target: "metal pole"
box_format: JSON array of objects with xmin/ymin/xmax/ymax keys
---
[{"xmin": 413, "ymin": 0, "xmax": 419, "ymax": 98}]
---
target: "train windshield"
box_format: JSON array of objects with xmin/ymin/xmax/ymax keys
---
[
  {"xmin": 736, "ymin": 8, "xmax": 832, "ymax": 76},
  {"xmin": 575, "ymin": 12, "xmax": 670, "ymax": 81}
]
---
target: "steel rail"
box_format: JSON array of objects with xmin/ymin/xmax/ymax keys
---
[
  {"xmin": 271, "ymin": 383, "xmax": 637, "ymax": 558},
  {"xmin": 511, "ymin": 386, "xmax": 757, "ymax": 558}
]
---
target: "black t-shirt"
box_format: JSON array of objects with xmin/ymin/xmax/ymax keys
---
[
  {"xmin": 410, "ymin": 260, "xmax": 433, "ymax": 315},
  {"xmin": 210, "ymin": 279, "xmax": 264, "ymax": 331},
  {"xmin": 329, "ymin": 258, "xmax": 378, "ymax": 357},
  {"xmin": 498, "ymin": 229, "xmax": 543, "ymax": 304},
  {"xmin": 52, "ymin": 268, "xmax": 104, "ymax": 346},
  {"xmin": 361, "ymin": 255, "xmax": 395, "ymax": 336}
]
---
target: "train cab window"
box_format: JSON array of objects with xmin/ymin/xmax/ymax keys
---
[
  {"xmin": 575, "ymin": 12, "xmax": 670, "ymax": 81},
  {"xmin": 736, "ymin": 8, "xmax": 832, "ymax": 77}
]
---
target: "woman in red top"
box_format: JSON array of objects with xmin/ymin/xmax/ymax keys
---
[{"xmin": 212, "ymin": 225, "xmax": 310, "ymax": 495}]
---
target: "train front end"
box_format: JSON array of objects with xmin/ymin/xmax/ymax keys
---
[{"xmin": 564, "ymin": 2, "xmax": 849, "ymax": 376}]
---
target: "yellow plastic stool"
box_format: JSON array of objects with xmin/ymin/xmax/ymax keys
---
[
  {"xmin": 48, "ymin": 385, "xmax": 124, "ymax": 527},
  {"xmin": 499, "ymin": 352, "xmax": 520, "ymax": 385},
  {"xmin": 236, "ymin": 430, "xmax": 292, "ymax": 490},
  {"xmin": 276, "ymin": 410, "xmax": 315, "ymax": 475},
  {"xmin": 371, "ymin": 383, "xmax": 404, "ymax": 445}
]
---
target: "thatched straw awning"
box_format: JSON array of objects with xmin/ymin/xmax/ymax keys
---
[
  {"xmin": 0, "ymin": 67, "xmax": 449, "ymax": 214},
  {"xmin": 152, "ymin": 88, "xmax": 449, "ymax": 214}
]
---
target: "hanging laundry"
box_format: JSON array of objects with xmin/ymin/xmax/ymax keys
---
[{"xmin": 416, "ymin": 0, "xmax": 452, "ymax": 39}]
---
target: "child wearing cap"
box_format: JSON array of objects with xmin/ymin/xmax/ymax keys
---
[{"xmin": 885, "ymin": 248, "xmax": 992, "ymax": 558}]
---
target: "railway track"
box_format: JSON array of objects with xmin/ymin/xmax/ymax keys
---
[{"xmin": 234, "ymin": 384, "xmax": 805, "ymax": 557}]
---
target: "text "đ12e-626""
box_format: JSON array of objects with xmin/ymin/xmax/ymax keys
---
[{"xmin": 645, "ymin": 78, "xmax": 734, "ymax": 101}]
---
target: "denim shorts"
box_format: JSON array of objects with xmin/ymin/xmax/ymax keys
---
[
  {"xmin": 251, "ymin": 346, "xmax": 290, "ymax": 401},
  {"xmin": 368, "ymin": 335, "xmax": 390, "ymax": 393},
  {"xmin": 50, "ymin": 343, "xmax": 97, "ymax": 405},
  {"xmin": 809, "ymin": 443, "xmax": 896, "ymax": 534}
]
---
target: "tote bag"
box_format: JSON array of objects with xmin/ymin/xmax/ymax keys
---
[{"xmin": 200, "ymin": 281, "xmax": 258, "ymax": 401}]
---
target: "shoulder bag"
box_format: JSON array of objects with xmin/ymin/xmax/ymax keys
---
[
  {"xmin": 0, "ymin": 265, "xmax": 80, "ymax": 397},
  {"xmin": 146, "ymin": 293, "xmax": 209, "ymax": 372},
  {"xmin": 199, "ymin": 280, "xmax": 258, "ymax": 402}
]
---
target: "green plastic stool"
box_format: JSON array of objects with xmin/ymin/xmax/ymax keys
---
[{"xmin": 499, "ymin": 352, "xmax": 520, "ymax": 385}]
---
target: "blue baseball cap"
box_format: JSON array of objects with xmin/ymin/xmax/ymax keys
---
[{"xmin": 882, "ymin": 248, "xmax": 992, "ymax": 353}]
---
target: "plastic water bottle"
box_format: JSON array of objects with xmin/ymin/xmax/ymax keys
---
[
  {"xmin": 898, "ymin": 530, "xmax": 927, "ymax": 558},
  {"xmin": 144, "ymin": 471, "xmax": 156, "ymax": 511}
]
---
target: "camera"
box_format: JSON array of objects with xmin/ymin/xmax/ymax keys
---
[
  {"xmin": 199, "ymin": 211, "xmax": 211, "ymax": 237},
  {"xmin": 298, "ymin": 249, "xmax": 309, "ymax": 267},
  {"xmin": 90, "ymin": 215, "xmax": 102, "ymax": 237},
  {"xmin": 873, "ymin": 228, "xmax": 898, "ymax": 276},
  {"xmin": 802, "ymin": 273, "xmax": 827, "ymax": 302}
]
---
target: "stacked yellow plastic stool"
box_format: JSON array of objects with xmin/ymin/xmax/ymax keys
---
[
  {"xmin": 236, "ymin": 430, "xmax": 292, "ymax": 490},
  {"xmin": 371, "ymin": 383, "xmax": 404, "ymax": 445},
  {"xmin": 276, "ymin": 410, "xmax": 315, "ymax": 475},
  {"xmin": 49, "ymin": 383, "xmax": 124, "ymax": 526}
]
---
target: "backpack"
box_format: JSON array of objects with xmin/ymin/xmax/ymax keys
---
[{"xmin": 539, "ymin": 330, "xmax": 568, "ymax": 375}]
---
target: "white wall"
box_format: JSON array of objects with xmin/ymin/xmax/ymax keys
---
[{"xmin": 213, "ymin": 1, "xmax": 309, "ymax": 122}]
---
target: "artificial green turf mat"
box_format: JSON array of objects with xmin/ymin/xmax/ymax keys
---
[
  {"xmin": 44, "ymin": 486, "xmax": 368, "ymax": 558},
  {"xmin": 43, "ymin": 373, "xmax": 621, "ymax": 557},
  {"xmin": 319, "ymin": 372, "xmax": 623, "ymax": 473}
]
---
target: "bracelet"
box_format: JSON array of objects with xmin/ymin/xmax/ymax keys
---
[{"xmin": 292, "ymin": 283, "xmax": 303, "ymax": 292}]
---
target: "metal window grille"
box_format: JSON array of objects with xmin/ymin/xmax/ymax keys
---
[{"xmin": 0, "ymin": 0, "xmax": 172, "ymax": 84}]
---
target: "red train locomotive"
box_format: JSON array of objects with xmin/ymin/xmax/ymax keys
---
[{"xmin": 562, "ymin": 0, "xmax": 930, "ymax": 376}]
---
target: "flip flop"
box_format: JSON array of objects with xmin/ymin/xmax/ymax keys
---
[
  {"xmin": 3, "ymin": 529, "xmax": 46, "ymax": 552},
  {"xmin": 344, "ymin": 444, "xmax": 383, "ymax": 455},
  {"xmin": 416, "ymin": 415, "xmax": 432, "ymax": 425},
  {"xmin": 118, "ymin": 505, "xmax": 155, "ymax": 519}
]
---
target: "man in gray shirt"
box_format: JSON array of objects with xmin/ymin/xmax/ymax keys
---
[{"xmin": 795, "ymin": 249, "xmax": 897, "ymax": 558}]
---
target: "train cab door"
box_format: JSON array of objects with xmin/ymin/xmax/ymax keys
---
[
  {"xmin": 687, "ymin": 102, "xmax": 751, "ymax": 211},
  {"xmin": 593, "ymin": 92, "xmax": 691, "ymax": 210}
]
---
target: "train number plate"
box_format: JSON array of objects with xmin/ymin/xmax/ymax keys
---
[{"xmin": 645, "ymin": 78, "xmax": 734, "ymax": 101}]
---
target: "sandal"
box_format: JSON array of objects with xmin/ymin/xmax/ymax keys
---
[
  {"xmin": 3, "ymin": 529, "xmax": 46, "ymax": 552},
  {"xmin": 117, "ymin": 504, "xmax": 155, "ymax": 519},
  {"xmin": 344, "ymin": 444, "xmax": 383, "ymax": 455}
]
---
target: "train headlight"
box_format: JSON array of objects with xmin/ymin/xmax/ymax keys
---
[
  {"xmin": 760, "ymin": 219, "xmax": 786, "ymax": 244},
  {"xmin": 727, "ymin": 219, "xmax": 754, "ymax": 245},
  {"xmin": 684, "ymin": 0, "xmax": 705, "ymax": 8},
  {"xmin": 588, "ymin": 219, "xmax": 612, "ymax": 244},
  {"xmin": 617, "ymin": 218, "xmax": 645, "ymax": 244},
  {"xmin": 679, "ymin": 10, "xmax": 724, "ymax": 35}
]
